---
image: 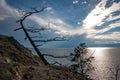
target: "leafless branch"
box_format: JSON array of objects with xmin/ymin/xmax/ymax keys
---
[
  {"xmin": 108, "ymin": 65, "xmax": 120, "ymax": 80},
  {"xmin": 88, "ymin": 49, "xmax": 96, "ymax": 58},
  {"xmin": 16, "ymin": 7, "xmax": 47, "ymax": 23},
  {"xmin": 51, "ymin": 61, "xmax": 63, "ymax": 66},
  {"xmin": 15, "ymin": 7, "xmax": 49, "ymax": 65},
  {"xmin": 42, "ymin": 54, "xmax": 70, "ymax": 58},
  {"xmin": 30, "ymin": 36, "xmax": 46, "ymax": 39},
  {"xmin": 14, "ymin": 27, "xmax": 22, "ymax": 31},
  {"xmin": 24, "ymin": 36, "xmax": 27, "ymax": 40},
  {"xmin": 35, "ymin": 44, "xmax": 45, "ymax": 47},
  {"xmin": 33, "ymin": 37, "xmax": 69, "ymax": 42},
  {"xmin": 15, "ymin": 7, "xmax": 70, "ymax": 65}
]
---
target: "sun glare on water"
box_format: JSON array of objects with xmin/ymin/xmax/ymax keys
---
[{"xmin": 90, "ymin": 47, "xmax": 107, "ymax": 59}]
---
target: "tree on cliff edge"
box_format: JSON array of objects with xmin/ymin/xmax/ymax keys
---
[{"xmin": 15, "ymin": 7, "xmax": 69, "ymax": 65}]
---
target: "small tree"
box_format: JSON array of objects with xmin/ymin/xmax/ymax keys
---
[
  {"xmin": 70, "ymin": 43, "xmax": 94, "ymax": 78},
  {"xmin": 107, "ymin": 65, "xmax": 120, "ymax": 80}
]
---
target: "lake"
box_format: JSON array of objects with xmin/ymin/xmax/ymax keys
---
[{"xmin": 35, "ymin": 48, "xmax": 120, "ymax": 80}]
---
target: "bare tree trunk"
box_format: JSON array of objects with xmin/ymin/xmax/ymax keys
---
[
  {"xmin": 15, "ymin": 8, "xmax": 68, "ymax": 65},
  {"xmin": 19, "ymin": 20, "xmax": 49, "ymax": 65}
]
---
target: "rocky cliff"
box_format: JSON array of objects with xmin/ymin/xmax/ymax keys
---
[{"xmin": 0, "ymin": 34, "xmax": 84, "ymax": 80}]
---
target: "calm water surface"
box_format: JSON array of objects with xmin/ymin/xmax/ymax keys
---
[
  {"xmin": 39, "ymin": 48, "xmax": 120, "ymax": 80},
  {"xmin": 90, "ymin": 47, "xmax": 120, "ymax": 80}
]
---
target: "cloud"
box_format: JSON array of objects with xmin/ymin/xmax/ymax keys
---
[
  {"xmin": 0, "ymin": 14, "xmax": 10, "ymax": 20},
  {"xmin": 96, "ymin": 22, "xmax": 120, "ymax": 34},
  {"xmin": 81, "ymin": 1, "xmax": 87, "ymax": 4},
  {"xmin": 45, "ymin": 7, "xmax": 52, "ymax": 11},
  {"xmin": 0, "ymin": 0, "xmax": 79, "ymax": 36},
  {"xmin": 30, "ymin": 15, "xmax": 79, "ymax": 36},
  {"xmin": 0, "ymin": 0, "xmax": 120, "ymax": 46},
  {"xmin": 82, "ymin": 0, "xmax": 108, "ymax": 29},
  {"xmin": 30, "ymin": 0, "xmax": 120, "ymax": 44},
  {"xmin": 106, "ymin": 13, "xmax": 120, "ymax": 22},
  {"xmin": 73, "ymin": 0, "xmax": 79, "ymax": 4},
  {"xmin": 94, "ymin": 32, "xmax": 120, "ymax": 40},
  {"xmin": 80, "ymin": 0, "xmax": 120, "ymax": 44},
  {"xmin": 0, "ymin": 0, "xmax": 83, "ymax": 36},
  {"xmin": 45, "ymin": 7, "xmax": 54, "ymax": 14},
  {"xmin": 82, "ymin": 0, "xmax": 120, "ymax": 29},
  {"xmin": 0, "ymin": 0, "xmax": 21, "ymax": 20}
]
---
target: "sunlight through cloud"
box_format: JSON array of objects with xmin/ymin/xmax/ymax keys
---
[
  {"xmin": 1, "ymin": 0, "xmax": 120, "ymax": 46},
  {"xmin": 81, "ymin": 0, "xmax": 120, "ymax": 43}
]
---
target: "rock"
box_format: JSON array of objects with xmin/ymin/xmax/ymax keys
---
[
  {"xmin": 5, "ymin": 58, "xmax": 11, "ymax": 63},
  {"xmin": 24, "ymin": 73, "xmax": 33, "ymax": 79}
]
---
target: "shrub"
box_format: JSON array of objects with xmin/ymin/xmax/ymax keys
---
[
  {"xmin": 0, "ymin": 68, "xmax": 12, "ymax": 80},
  {"xmin": 70, "ymin": 43, "xmax": 94, "ymax": 78}
]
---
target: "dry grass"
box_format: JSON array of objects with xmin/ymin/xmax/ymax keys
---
[{"xmin": 0, "ymin": 35, "xmax": 86, "ymax": 80}]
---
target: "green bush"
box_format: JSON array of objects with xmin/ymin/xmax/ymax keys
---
[
  {"xmin": 70, "ymin": 43, "xmax": 94, "ymax": 79},
  {"xmin": 0, "ymin": 62, "xmax": 19, "ymax": 80},
  {"xmin": 0, "ymin": 68, "xmax": 12, "ymax": 80}
]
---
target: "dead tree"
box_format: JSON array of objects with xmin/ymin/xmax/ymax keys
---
[
  {"xmin": 107, "ymin": 65, "xmax": 120, "ymax": 80},
  {"xmin": 15, "ymin": 7, "xmax": 69, "ymax": 65}
]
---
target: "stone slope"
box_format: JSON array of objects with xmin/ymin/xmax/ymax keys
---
[
  {"xmin": 0, "ymin": 34, "xmax": 43, "ymax": 65},
  {"xmin": 0, "ymin": 34, "xmax": 85, "ymax": 80}
]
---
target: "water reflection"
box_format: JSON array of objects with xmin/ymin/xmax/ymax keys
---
[
  {"xmin": 89, "ymin": 47, "xmax": 120, "ymax": 80},
  {"xmin": 40, "ymin": 48, "xmax": 120, "ymax": 80},
  {"xmin": 88, "ymin": 48, "xmax": 109, "ymax": 80},
  {"xmin": 91, "ymin": 48, "xmax": 106, "ymax": 60}
]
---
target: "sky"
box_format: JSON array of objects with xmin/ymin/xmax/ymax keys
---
[{"xmin": 0, "ymin": 0, "xmax": 120, "ymax": 48}]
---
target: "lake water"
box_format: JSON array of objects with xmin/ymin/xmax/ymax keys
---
[{"xmin": 35, "ymin": 48, "xmax": 120, "ymax": 80}]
